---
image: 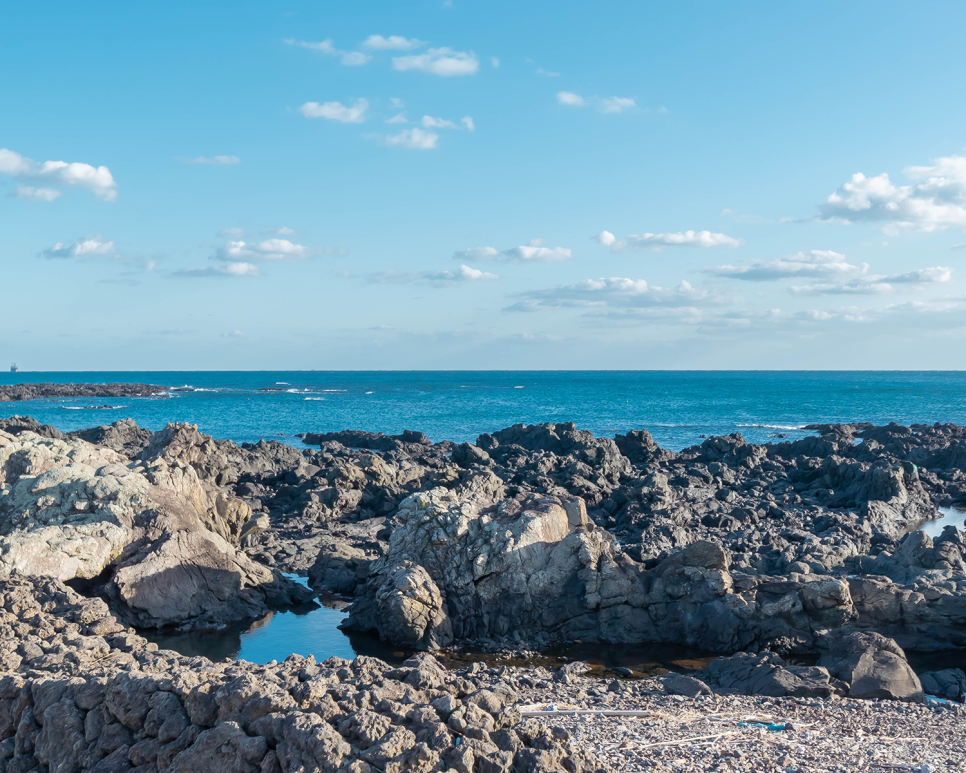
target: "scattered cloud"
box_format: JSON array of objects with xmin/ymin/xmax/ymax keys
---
[
  {"xmin": 818, "ymin": 155, "xmax": 966, "ymax": 233},
  {"xmin": 221, "ymin": 330, "xmax": 245, "ymax": 338},
  {"xmin": 419, "ymin": 114, "xmax": 474, "ymax": 132},
  {"xmin": 175, "ymin": 262, "xmax": 261, "ymax": 278},
  {"xmin": 597, "ymin": 229, "xmax": 742, "ymax": 252},
  {"xmin": 506, "ymin": 277, "xmax": 725, "ymax": 312},
  {"xmin": 284, "ymin": 38, "xmax": 371, "ymax": 66},
  {"xmin": 422, "ymin": 115, "xmax": 459, "ymax": 130},
  {"xmin": 491, "ymin": 57, "xmax": 500, "ymax": 68},
  {"xmin": 368, "ymin": 264, "xmax": 499, "ymax": 285},
  {"xmin": 386, "ymin": 112, "xmax": 408, "ymax": 124},
  {"xmin": 557, "ymin": 91, "xmax": 585, "ymax": 106},
  {"xmin": 454, "ymin": 239, "xmax": 572, "ymax": 263},
  {"xmin": 708, "ymin": 250, "xmax": 863, "ymax": 281},
  {"xmin": 599, "ymin": 96, "xmax": 636, "ymax": 114},
  {"xmin": 537, "ymin": 68, "xmax": 560, "ymax": 77},
  {"xmin": 218, "ymin": 227, "xmax": 246, "ymax": 238},
  {"xmin": 392, "ymin": 47, "xmax": 479, "ymax": 76},
  {"xmin": 213, "ymin": 238, "xmax": 330, "ymax": 262},
  {"xmin": 790, "ymin": 266, "xmax": 952, "ymax": 296},
  {"xmin": 0, "ymin": 148, "xmax": 117, "ymax": 201},
  {"xmin": 384, "ymin": 128, "xmax": 439, "ymax": 149},
  {"xmin": 42, "ymin": 236, "xmax": 115, "ymax": 259},
  {"xmin": 299, "ymin": 99, "xmax": 369, "ymax": 123},
  {"xmin": 953, "ymin": 242, "xmax": 966, "ymax": 250},
  {"xmin": 361, "ymin": 35, "xmax": 425, "ymax": 50},
  {"xmin": 556, "ymin": 94, "xmax": 636, "ymax": 113},
  {"xmin": 183, "ymin": 155, "xmax": 240, "ymax": 165},
  {"xmin": 14, "ymin": 186, "xmax": 62, "ymax": 202},
  {"xmin": 390, "ymin": 98, "xmax": 405, "ymax": 109}
]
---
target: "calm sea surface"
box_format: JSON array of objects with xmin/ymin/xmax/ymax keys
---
[{"xmin": 6, "ymin": 371, "xmax": 966, "ymax": 674}]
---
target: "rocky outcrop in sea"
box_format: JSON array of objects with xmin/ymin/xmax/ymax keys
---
[{"xmin": 0, "ymin": 383, "xmax": 167, "ymax": 403}]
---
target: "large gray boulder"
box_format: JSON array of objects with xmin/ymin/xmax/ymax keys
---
[
  {"xmin": 817, "ymin": 630, "xmax": 924, "ymax": 701},
  {"xmin": 0, "ymin": 429, "xmax": 308, "ymax": 629}
]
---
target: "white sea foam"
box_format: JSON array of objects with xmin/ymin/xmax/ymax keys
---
[
  {"xmin": 63, "ymin": 405, "xmax": 126, "ymax": 410},
  {"xmin": 305, "ymin": 397, "xmax": 325, "ymax": 401},
  {"xmin": 365, "ymin": 391, "xmax": 374, "ymax": 395},
  {"xmin": 737, "ymin": 423, "xmax": 805, "ymax": 431},
  {"xmin": 513, "ymin": 386, "xmax": 524, "ymax": 389},
  {"xmin": 276, "ymin": 382, "xmax": 290, "ymax": 385}
]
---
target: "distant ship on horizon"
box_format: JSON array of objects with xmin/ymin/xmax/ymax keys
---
[{"xmin": 9, "ymin": 363, "xmax": 17, "ymax": 373}]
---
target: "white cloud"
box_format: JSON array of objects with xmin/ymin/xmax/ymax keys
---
[
  {"xmin": 818, "ymin": 155, "xmax": 966, "ymax": 233},
  {"xmin": 599, "ymin": 96, "xmax": 636, "ymax": 113},
  {"xmin": 593, "ymin": 230, "xmax": 616, "ymax": 247},
  {"xmin": 185, "ymin": 155, "xmax": 240, "ymax": 165},
  {"xmin": 42, "ymin": 236, "xmax": 115, "ymax": 259},
  {"xmin": 384, "ymin": 128, "xmax": 439, "ymax": 149},
  {"xmin": 299, "ymin": 99, "xmax": 369, "ymax": 123},
  {"xmin": 15, "ymin": 186, "xmax": 61, "ymax": 202},
  {"xmin": 557, "ymin": 91, "xmax": 585, "ymax": 106},
  {"xmin": 557, "ymin": 94, "xmax": 636, "ymax": 113},
  {"xmin": 422, "ymin": 115, "xmax": 459, "ymax": 130},
  {"xmin": 221, "ymin": 330, "xmax": 245, "ymax": 338},
  {"xmin": 218, "ymin": 227, "xmax": 246, "ymax": 238},
  {"xmin": 390, "ymin": 98, "xmax": 405, "ymax": 109},
  {"xmin": 284, "ymin": 38, "xmax": 371, "ymax": 66},
  {"xmin": 602, "ymin": 230, "xmax": 742, "ymax": 252},
  {"xmin": 386, "ymin": 112, "xmax": 408, "ymax": 124},
  {"xmin": 369, "ymin": 264, "xmax": 499, "ymax": 285},
  {"xmin": 507, "ymin": 277, "xmax": 723, "ymax": 312},
  {"xmin": 176, "ymin": 262, "xmax": 261, "ymax": 278},
  {"xmin": 361, "ymin": 34, "xmax": 425, "ymax": 50},
  {"xmin": 0, "ymin": 148, "xmax": 117, "ymax": 201},
  {"xmin": 454, "ymin": 239, "xmax": 572, "ymax": 263},
  {"xmin": 491, "ymin": 57, "xmax": 500, "ymax": 68},
  {"xmin": 213, "ymin": 238, "xmax": 317, "ymax": 262},
  {"xmin": 392, "ymin": 47, "xmax": 479, "ymax": 76},
  {"xmin": 708, "ymin": 250, "xmax": 863, "ymax": 281},
  {"xmin": 271, "ymin": 226, "xmax": 295, "ymax": 235},
  {"xmin": 461, "ymin": 116, "xmax": 475, "ymax": 132},
  {"xmin": 537, "ymin": 68, "xmax": 560, "ymax": 77},
  {"xmin": 790, "ymin": 266, "xmax": 953, "ymax": 296}
]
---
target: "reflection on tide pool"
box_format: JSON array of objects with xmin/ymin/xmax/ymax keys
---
[
  {"xmin": 143, "ymin": 599, "xmax": 409, "ymax": 665},
  {"xmin": 915, "ymin": 507, "xmax": 966, "ymax": 539}
]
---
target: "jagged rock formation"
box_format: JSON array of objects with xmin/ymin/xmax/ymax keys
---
[
  {"xmin": 4, "ymin": 415, "xmax": 966, "ymax": 657},
  {"xmin": 0, "ymin": 575, "xmax": 595, "ymax": 773},
  {"xmin": 0, "ymin": 426, "xmax": 309, "ymax": 629}
]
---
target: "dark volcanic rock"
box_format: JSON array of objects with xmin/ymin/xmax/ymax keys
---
[
  {"xmin": 0, "ymin": 382, "xmax": 167, "ymax": 402},
  {"xmin": 0, "ymin": 575, "xmax": 596, "ymax": 773}
]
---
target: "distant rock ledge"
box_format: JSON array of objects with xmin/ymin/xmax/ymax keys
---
[{"xmin": 0, "ymin": 382, "xmax": 168, "ymax": 402}]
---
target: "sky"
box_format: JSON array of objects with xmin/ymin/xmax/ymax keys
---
[{"xmin": 2, "ymin": 0, "xmax": 966, "ymax": 370}]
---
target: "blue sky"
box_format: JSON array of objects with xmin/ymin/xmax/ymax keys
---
[{"xmin": 3, "ymin": 0, "xmax": 966, "ymax": 370}]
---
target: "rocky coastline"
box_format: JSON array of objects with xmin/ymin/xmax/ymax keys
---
[
  {"xmin": 2, "ymin": 411, "xmax": 966, "ymax": 770},
  {"xmin": 0, "ymin": 383, "xmax": 168, "ymax": 403}
]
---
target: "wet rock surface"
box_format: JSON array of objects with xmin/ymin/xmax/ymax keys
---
[{"xmin": 0, "ymin": 575, "xmax": 596, "ymax": 773}]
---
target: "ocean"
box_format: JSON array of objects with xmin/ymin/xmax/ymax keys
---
[{"xmin": 3, "ymin": 370, "xmax": 966, "ymax": 451}]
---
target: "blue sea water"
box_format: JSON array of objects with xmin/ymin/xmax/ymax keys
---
[{"xmin": 3, "ymin": 370, "xmax": 966, "ymax": 451}]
